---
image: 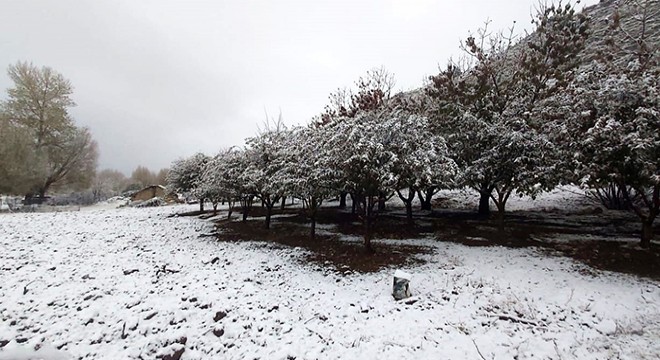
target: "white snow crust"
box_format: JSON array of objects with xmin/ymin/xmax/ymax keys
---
[
  {"xmin": 393, "ymin": 270, "xmax": 412, "ymax": 281},
  {"xmin": 1, "ymin": 204, "xmax": 658, "ymax": 359}
]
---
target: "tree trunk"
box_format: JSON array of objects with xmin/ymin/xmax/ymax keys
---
[
  {"xmin": 310, "ymin": 215, "xmax": 316, "ymax": 239},
  {"xmin": 496, "ymin": 204, "xmax": 505, "ymax": 230},
  {"xmin": 213, "ymin": 203, "xmax": 218, "ymax": 215},
  {"xmin": 418, "ymin": 188, "xmax": 434, "ymax": 211},
  {"xmin": 310, "ymin": 197, "xmax": 318, "ymax": 239},
  {"xmin": 38, "ymin": 186, "xmax": 48, "ymax": 200},
  {"xmin": 281, "ymin": 196, "xmax": 286, "ymax": 210},
  {"xmin": 265, "ymin": 206, "xmax": 272, "ymax": 229},
  {"xmin": 310, "ymin": 218, "xmax": 316, "ymax": 238},
  {"xmin": 397, "ymin": 188, "xmax": 416, "ymax": 225},
  {"xmin": 199, "ymin": 199, "xmax": 205, "ymax": 212},
  {"xmin": 227, "ymin": 204, "xmax": 233, "ymax": 220},
  {"xmin": 478, "ymin": 190, "xmax": 490, "ymax": 217},
  {"xmin": 363, "ymin": 196, "xmax": 375, "ymax": 253},
  {"xmin": 339, "ymin": 192, "xmax": 347, "ymax": 208},
  {"xmin": 405, "ymin": 202, "xmax": 413, "ymax": 223},
  {"xmin": 641, "ymin": 221, "xmax": 653, "ymax": 248},
  {"xmin": 351, "ymin": 193, "xmax": 357, "ymax": 215},
  {"xmin": 620, "ymin": 184, "xmax": 657, "ymax": 249},
  {"xmin": 364, "ymin": 215, "xmax": 374, "ymax": 253},
  {"xmin": 425, "ymin": 188, "xmax": 435, "ymax": 209},
  {"xmin": 364, "ymin": 229, "xmax": 373, "ymax": 253},
  {"xmin": 241, "ymin": 197, "xmax": 251, "ymax": 221},
  {"xmin": 378, "ymin": 191, "xmax": 387, "ymax": 211},
  {"xmin": 491, "ymin": 188, "xmax": 511, "ymax": 229}
]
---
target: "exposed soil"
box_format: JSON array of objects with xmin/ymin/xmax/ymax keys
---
[
  {"xmin": 205, "ymin": 204, "xmax": 660, "ymax": 279},
  {"xmin": 427, "ymin": 209, "xmax": 660, "ymax": 280},
  {"xmin": 213, "ymin": 209, "xmax": 432, "ymax": 273}
]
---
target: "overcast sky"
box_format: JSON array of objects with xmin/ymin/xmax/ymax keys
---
[{"xmin": 0, "ymin": 0, "xmax": 599, "ymax": 175}]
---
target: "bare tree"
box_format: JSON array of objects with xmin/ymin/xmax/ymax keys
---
[
  {"xmin": 92, "ymin": 169, "xmax": 128, "ymax": 200},
  {"xmin": 130, "ymin": 165, "xmax": 157, "ymax": 187},
  {"xmin": 155, "ymin": 168, "xmax": 169, "ymax": 186}
]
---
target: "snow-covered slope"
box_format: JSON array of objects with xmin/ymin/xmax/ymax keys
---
[{"xmin": 1, "ymin": 205, "xmax": 658, "ymax": 359}]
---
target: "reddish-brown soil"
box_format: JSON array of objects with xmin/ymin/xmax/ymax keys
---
[
  {"xmin": 213, "ymin": 210, "xmax": 431, "ymax": 273},
  {"xmin": 428, "ymin": 209, "xmax": 660, "ymax": 279},
  {"xmin": 193, "ymin": 204, "xmax": 659, "ymax": 278}
]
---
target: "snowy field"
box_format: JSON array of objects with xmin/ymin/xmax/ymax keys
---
[{"xmin": 1, "ymin": 204, "xmax": 659, "ymax": 359}]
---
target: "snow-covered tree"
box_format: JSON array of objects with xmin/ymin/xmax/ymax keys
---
[
  {"xmin": 198, "ymin": 165, "xmax": 225, "ymax": 216},
  {"xmin": 166, "ymin": 153, "xmax": 210, "ymax": 211},
  {"xmin": 243, "ymin": 118, "xmax": 289, "ymax": 229},
  {"xmin": 279, "ymin": 125, "xmax": 340, "ymax": 238},
  {"xmin": 427, "ymin": 2, "xmax": 589, "ymax": 219},
  {"xmin": 199, "ymin": 148, "xmax": 244, "ymax": 217},
  {"xmin": 313, "ymin": 68, "xmax": 397, "ymax": 210},
  {"xmin": 560, "ymin": 0, "xmax": 659, "ymax": 247},
  {"xmin": 386, "ymin": 111, "xmax": 457, "ymax": 222},
  {"xmin": 221, "ymin": 148, "xmax": 257, "ymax": 221},
  {"xmin": 325, "ymin": 110, "xmax": 400, "ymax": 252},
  {"xmin": 389, "ymin": 90, "xmax": 441, "ymax": 211}
]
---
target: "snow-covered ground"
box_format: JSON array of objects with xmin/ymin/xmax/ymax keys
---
[
  {"xmin": 1, "ymin": 204, "xmax": 659, "ymax": 359},
  {"xmin": 433, "ymin": 185, "xmax": 596, "ymax": 213}
]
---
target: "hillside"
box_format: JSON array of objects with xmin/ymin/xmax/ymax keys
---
[{"xmin": 580, "ymin": 0, "xmax": 659, "ymax": 64}]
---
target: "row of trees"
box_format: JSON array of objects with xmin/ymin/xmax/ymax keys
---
[
  {"xmin": 438, "ymin": 0, "xmax": 658, "ymax": 247},
  {"xmin": 560, "ymin": 0, "xmax": 659, "ymax": 246},
  {"xmin": 90, "ymin": 166, "xmax": 169, "ymax": 201},
  {"xmin": 0, "ymin": 62, "xmax": 98, "ymax": 200},
  {"xmin": 168, "ymin": 106, "xmax": 456, "ymax": 252},
  {"xmin": 168, "ymin": 0, "xmax": 658, "ymax": 248}
]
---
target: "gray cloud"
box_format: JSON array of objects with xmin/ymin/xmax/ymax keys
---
[{"xmin": 0, "ymin": 0, "xmax": 599, "ymax": 174}]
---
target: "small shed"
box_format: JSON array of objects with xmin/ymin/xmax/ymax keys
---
[{"xmin": 131, "ymin": 185, "xmax": 167, "ymax": 202}]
